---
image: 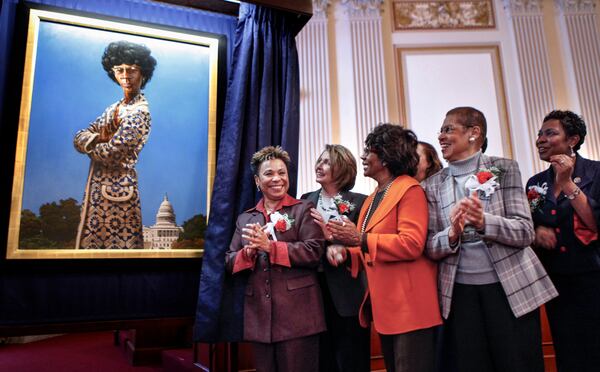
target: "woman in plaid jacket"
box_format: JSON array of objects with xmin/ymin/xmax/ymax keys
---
[{"xmin": 422, "ymin": 107, "xmax": 557, "ymax": 372}]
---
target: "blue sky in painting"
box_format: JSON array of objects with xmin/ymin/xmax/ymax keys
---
[{"xmin": 22, "ymin": 20, "xmax": 211, "ymax": 226}]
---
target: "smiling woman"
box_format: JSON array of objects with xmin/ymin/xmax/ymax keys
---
[
  {"xmin": 224, "ymin": 146, "xmax": 326, "ymax": 372},
  {"xmin": 300, "ymin": 144, "xmax": 370, "ymax": 372},
  {"xmin": 527, "ymin": 110, "xmax": 600, "ymax": 372},
  {"xmin": 327, "ymin": 124, "xmax": 441, "ymax": 372},
  {"xmin": 422, "ymin": 106, "xmax": 557, "ymax": 372}
]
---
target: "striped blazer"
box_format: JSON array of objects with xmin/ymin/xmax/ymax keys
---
[{"xmin": 422, "ymin": 154, "xmax": 557, "ymax": 319}]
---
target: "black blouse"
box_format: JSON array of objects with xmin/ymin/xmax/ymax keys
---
[{"xmin": 526, "ymin": 155, "xmax": 600, "ymax": 275}]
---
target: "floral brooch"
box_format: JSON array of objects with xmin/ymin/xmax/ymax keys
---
[
  {"xmin": 465, "ymin": 166, "xmax": 504, "ymax": 198},
  {"xmin": 527, "ymin": 182, "xmax": 548, "ymax": 213},
  {"xmin": 333, "ymin": 194, "xmax": 355, "ymax": 215},
  {"xmin": 270, "ymin": 212, "xmax": 294, "ymax": 233}
]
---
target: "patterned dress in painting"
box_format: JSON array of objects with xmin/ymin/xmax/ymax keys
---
[{"xmin": 74, "ymin": 93, "xmax": 151, "ymax": 249}]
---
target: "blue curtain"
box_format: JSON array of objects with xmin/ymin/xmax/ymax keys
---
[{"xmin": 193, "ymin": 3, "xmax": 304, "ymax": 342}]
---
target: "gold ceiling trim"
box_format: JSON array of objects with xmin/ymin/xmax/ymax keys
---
[{"xmin": 392, "ymin": 0, "xmax": 495, "ymax": 30}]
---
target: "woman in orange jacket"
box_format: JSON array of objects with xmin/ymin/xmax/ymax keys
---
[{"xmin": 327, "ymin": 124, "xmax": 441, "ymax": 372}]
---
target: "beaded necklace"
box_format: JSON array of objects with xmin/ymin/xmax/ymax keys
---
[{"xmin": 360, "ymin": 178, "xmax": 395, "ymax": 233}]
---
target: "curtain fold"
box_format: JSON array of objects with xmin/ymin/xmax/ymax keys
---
[{"xmin": 193, "ymin": 2, "xmax": 303, "ymax": 342}]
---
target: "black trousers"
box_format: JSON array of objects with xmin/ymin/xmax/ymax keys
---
[
  {"xmin": 379, "ymin": 326, "xmax": 436, "ymax": 372},
  {"xmin": 318, "ymin": 274, "xmax": 371, "ymax": 372},
  {"xmin": 445, "ymin": 282, "xmax": 544, "ymax": 372},
  {"xmin": 253, "ymin": 334, "xmax": 319, "ymax": 372},
  {"xmin": 546, "ymin": 271, "xmax": 600, "ymax": 372}
]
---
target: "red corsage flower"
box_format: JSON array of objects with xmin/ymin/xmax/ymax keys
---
[
  {"xmin": 527, "ymin": 189, "xmax": 540, "ymax": 201},
  {"xmin": 465, "ymin": 166, "xmax": 503, "ymax": 198},
  {"xmin": 338, "ymin": 203, "xmax": 349, "ymax": 214},
  {"xmin": 274, "ymin": 219, "xmax": 288, "ymax": 232},
  {"xmin": 477, "ymin": 171, "xmax": 494, "ymax": 184},
  {"xmin": 527, "ymin": 182, "xmax": 548, "ymax": 213},
  {"xmin": 333, "ymin": 194, "xmax": 355, "ymax": 215},
  {"xmin": 269, "ymin": 212, "xmax": 294, "ymax": 235}
]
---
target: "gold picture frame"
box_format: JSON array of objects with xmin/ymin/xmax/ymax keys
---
[{"xmin": 7, "ymin": 8, "xmax": 220, "ymax": 259}]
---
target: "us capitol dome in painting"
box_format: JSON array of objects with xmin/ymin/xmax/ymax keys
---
[{"xmin": 142, "ymin": 195, "xmax": 183, "ymax": 249}]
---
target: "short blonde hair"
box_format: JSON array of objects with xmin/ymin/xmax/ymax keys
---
[{"xmin": 251, "ymin": 146, "xmax": 291, "ymax": 175}]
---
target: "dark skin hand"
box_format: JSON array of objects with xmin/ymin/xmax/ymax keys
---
[
  {"xmin": 241, "ymin": 222, "xmax": 271, "ymax": 254},
  {"xmin": 448, "ymin": 203, "xmax": 466, "ymax": 244},
  {"xmin": 97, "ymin": 124, "xmax": 117, "ymax": 143},
  {"xmin": 460, "ymin": 192, "xmax": 485, "ymax": 231},
  {"xmin": 534, "ymin": 225, "xmax": 557, "ymax": 250},
  {"xmin": 328, "ymin": 216, "xmax": 361, "ymax": 246}
]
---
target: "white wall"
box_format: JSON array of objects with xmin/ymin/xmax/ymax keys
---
[{"xmin": 296, "ymin": 0, "xmax": 600, "ymax": 194}]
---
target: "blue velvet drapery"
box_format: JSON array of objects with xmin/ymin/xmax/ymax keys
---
[{"xmin": 193, "ymin": 3, "xmax": 304, "ymax": 342}]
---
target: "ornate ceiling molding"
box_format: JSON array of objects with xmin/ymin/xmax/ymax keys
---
[
  {"xmin": 340, "ymin": 0, "xmax": 384, "ymax": 18},
  {"xmin": 503, "ymin": 0, "xmax": 544, "ymax": 17},
  {"xmin": 312, "ymin": 0, "xmax": 331, "ymax": 18},
  {"xmin": 555, "ymin": 0, "xmax": 597, "ymax": 15},
  {"xmin": 392, "ymin": 0, "xmax": 495, "ymax": 30}
]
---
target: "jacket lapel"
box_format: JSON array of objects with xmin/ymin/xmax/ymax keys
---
[
  {"xmin": 363, "ymin": 176, "xmax": 409, "ymax": 232},
  {"xmin": 573, "ymin": 155, "xmax": 592, "ymax": 190},
  {"xmin": 478, "ymin": 154, "xmax": 493, "ymax": 212},
  {"xmin": 438, "ymin": 169, "xmax": 454, "ymax": 226},
  {"xmin": 306, "ymin": 190, "xmax": 320, "ymax": 206}
]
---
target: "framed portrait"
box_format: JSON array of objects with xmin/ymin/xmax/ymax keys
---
[{"xmin": 6, "ymin": 7, "xmax": 220, "ymax": 259}]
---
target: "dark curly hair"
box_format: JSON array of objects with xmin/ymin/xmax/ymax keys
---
[
  {"xmin": 364, "ymin": 124, "xmax": 419, "ymax": 177},
  {"xmin": 543, "ymin": 110, "xmax": 587, "ymax": 151},
  {"xmin": 446, "ymin": 106, "xmax": 488, "ymax": 153},
  {"xmin": 101, "ymin": 41, "xmax": 157, "ymax": 89}
]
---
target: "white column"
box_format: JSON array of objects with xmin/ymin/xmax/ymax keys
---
[
  {"xmin": 336, "ymin": 0, "xmax": 387, "ymax": 193},
  {"xmin": 296, "ymin": 0, "xmax": 333, "ymax": 195},
  {"xmin": 504, "ymin": 0, "xmax": 555, "ymax": 173},
  {"xmin": 556, "ymin": 0, "xmax": 600, "ymax": 160}
]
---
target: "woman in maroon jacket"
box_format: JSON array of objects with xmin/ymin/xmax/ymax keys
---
[{"xmin": 225, "ymin": 146, "xmax": 326, "ymax": 372}]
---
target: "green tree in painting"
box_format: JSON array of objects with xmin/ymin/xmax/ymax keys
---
[
  {"xmin": 19, "ymin": 198, "xmax": 81, "ymax": 249},
  {"xmin": 20, "ymin": 209, "xmax": 42, "ymax": 239},
  {"xmin": 39, "ymin": 198, "xmax": 80, "ymax": 243},
  {"xmin": 172, "ymin": 214, "xmax": 206, "ymax": 249}
]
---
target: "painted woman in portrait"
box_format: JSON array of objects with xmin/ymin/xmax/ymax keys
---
[{"xmin": 74, "ymin": 41, "xmax": 157, "ymax": 249}]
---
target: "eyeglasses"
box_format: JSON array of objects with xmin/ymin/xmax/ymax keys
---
[
  {"xmin": 111, "ymin": 66, "xmax": 140, "ymax": 75},
  {"xmin": 438, "ymin": 124, "xmax": 472, "ymax": 136}
]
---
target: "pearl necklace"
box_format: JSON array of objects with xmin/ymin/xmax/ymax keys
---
[{"xmin": 360, "ymin": 178, "xmax": 395, "ymax": 233}]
